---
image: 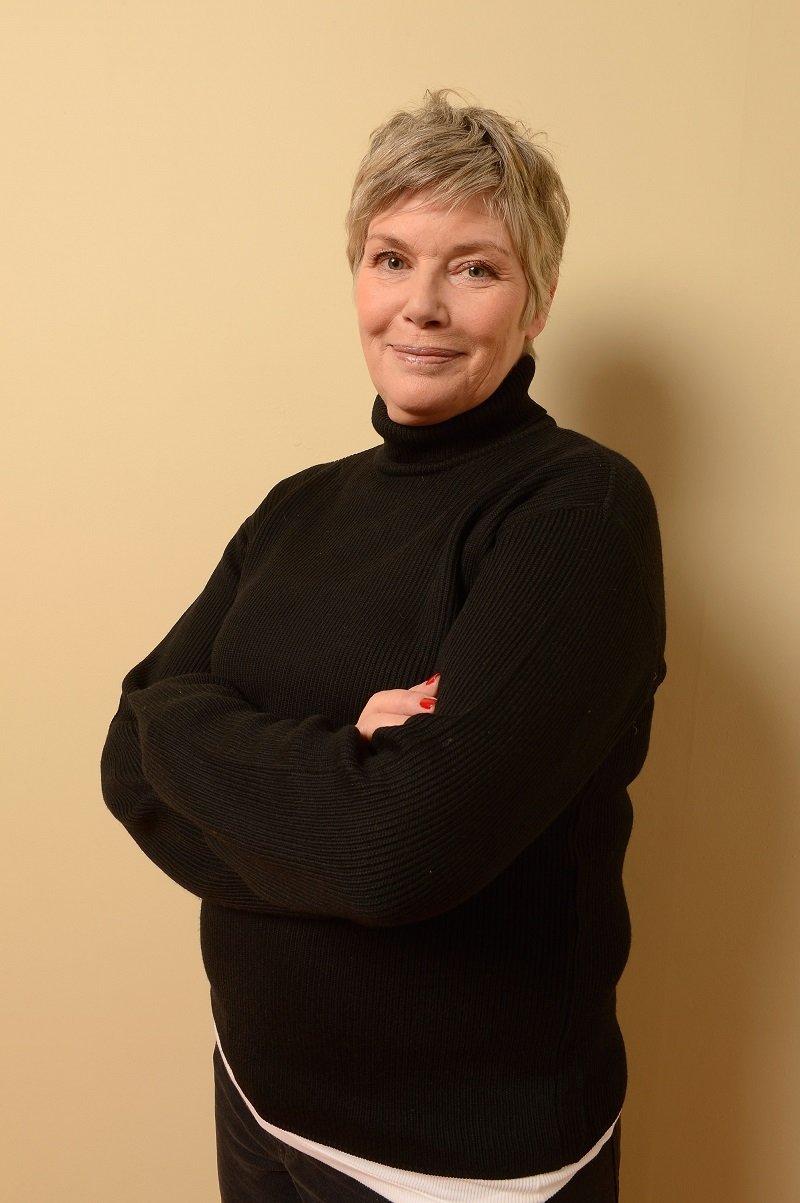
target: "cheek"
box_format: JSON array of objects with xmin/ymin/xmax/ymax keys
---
[
  {"xmin": 481, "ymin": 301, "xmax": 526, "ymax": 352},
  {"xmin": 356, "ymin": 286, "xmax": 387, "ymax": 337},
  {"xmin": 354, "ymin": 274, "xmax": 371, "ymax": 324}
]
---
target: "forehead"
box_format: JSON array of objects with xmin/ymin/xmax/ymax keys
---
[{"xmin": 365, "ymin": 189, "xmax": 515, "ymax": 253}]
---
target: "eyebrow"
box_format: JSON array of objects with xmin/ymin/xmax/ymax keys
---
[{"xmin": 365, "ymin": 232, "xmax": 514, "ymax": 259}]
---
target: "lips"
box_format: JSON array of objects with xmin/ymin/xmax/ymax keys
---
[{"xmin": 390, "ymin": 345, "xmax": 462, "ymax": 361}]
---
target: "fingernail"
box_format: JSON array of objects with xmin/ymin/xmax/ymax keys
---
[
  {"xmin": 425, "ymin": 673, "xmax": 440, "ymax": 685},
  {"xmin": 419, "ymin": 697, "xmax": 436, "ymax": 710}
]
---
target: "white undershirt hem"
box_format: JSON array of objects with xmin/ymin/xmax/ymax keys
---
[{"xmin": 215, "ymin": 1031, "xmax": 618, "ymax": 1203}]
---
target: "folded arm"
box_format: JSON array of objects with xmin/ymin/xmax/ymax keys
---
[
  {"xmin": 124, "ymin": 504, "xmax": 664, "ymax": 925},
  {"xmin": 101, "ymin": 505, "xmax": 286, "ymax": 909}
]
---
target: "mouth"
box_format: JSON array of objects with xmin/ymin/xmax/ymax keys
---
[{"xmin": 390, "ymin": 345, "xmax": 463, "ymax": 362}]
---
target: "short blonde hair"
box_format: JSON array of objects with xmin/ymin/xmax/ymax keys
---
[{"xmin": 345, "ymin": 90, "xmax": 570, "ymax": 338}]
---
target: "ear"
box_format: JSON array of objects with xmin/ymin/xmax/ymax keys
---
[{"xmin": 524, "ymin": 276, "xmax": 559, "ymax": 342}]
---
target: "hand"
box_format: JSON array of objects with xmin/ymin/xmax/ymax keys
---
[{"xmin": 356, "ymin": 675, "xmax": 439, "ymax": 741}]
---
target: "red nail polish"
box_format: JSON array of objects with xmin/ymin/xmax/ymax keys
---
[
  {"xmin": 425, "ymin": 673, "xmax": 440, "ymax": 685},
  {"xmin": 419, "ymin": 697, "xmax": 436, "ymax": 710}
]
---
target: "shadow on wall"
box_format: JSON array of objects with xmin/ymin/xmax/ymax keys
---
[{"xmin": 556, "ymin": 338, "xmax": 792, "ymax": 1203}]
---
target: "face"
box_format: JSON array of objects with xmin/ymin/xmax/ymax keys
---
[{"xmin": 355, "ymin": 190, "xmax": 548, "ymax": 426}]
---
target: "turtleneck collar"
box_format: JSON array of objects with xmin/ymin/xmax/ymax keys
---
[{"xmin": 371, "ymin": 356, "xmax": 547, "ymax": 472}]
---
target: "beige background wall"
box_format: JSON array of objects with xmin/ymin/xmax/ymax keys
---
[{"xmin": 3, "ymin": 2, "xmax": 798, "ymax": 1200}]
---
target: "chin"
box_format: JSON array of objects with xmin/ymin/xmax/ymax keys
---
[
  {"xmin": 380, "ymin": 371, "xmax": 475, "ymax": 423},
  {"xmin": 386, "ymin": 391, "xmax": 464, "ymax": 425}
]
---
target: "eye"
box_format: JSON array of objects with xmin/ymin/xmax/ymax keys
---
[
  {"xmin": 372, "ymin": 251, "xmax": 406, "ymax": 270},
  {"xmin": 463, "ymin": 261, "xmax": 495, "ymax": 279}
]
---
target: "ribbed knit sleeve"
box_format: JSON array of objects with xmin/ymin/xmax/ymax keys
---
[
  {"xmin": 101, "ymin": 504, "xmax": 282, "ymax": 909},
  {"xmin": 124, "ymin": 484, "xmax": 663, "ymax": 926}
]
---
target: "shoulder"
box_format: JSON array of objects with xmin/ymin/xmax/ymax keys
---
[
  {"xmin": 243, "ymin": 448, "xmax": 375, "ymax": 535},
  {"xmin": 479, "ymin": 426, "xmax": 664, "ymax": 614},
  {"xmin": 522, "ymin": 427, "xmax": 665, "ymax": 626},
  {"xmin": 467, "ymin": 419, "xmax": 659, "ymax": 549},
  {"xmin": 510, "ymin": 421, "xmax": 654, "ymax": 513}
]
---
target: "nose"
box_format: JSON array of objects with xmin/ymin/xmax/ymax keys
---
[{"xmin": 401, "ymin": 266, "xmax": 447, "ymax": 327}]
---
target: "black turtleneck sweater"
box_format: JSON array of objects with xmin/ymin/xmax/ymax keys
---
[{"xmin": 101, "ymin": 357, "xmax": 666, "ymax": 1178}]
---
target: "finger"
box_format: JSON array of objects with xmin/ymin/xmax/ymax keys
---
[
  {"xmin": 409, "ymin": 673, "xmax": 440, "ymax": 696},
  {"xmin": 383, "ymin": 694, "xmax": 437, "ymax": 717},
  {"xmin": 359, "ymin": 711, "xmax": 415, "ymax": 740},
  {"xmin": 359, "ymin": 696, "xmax": 438, "ymax": 740},
  {"xmin": 375, "ymin": 688, "xmax": 438, "ymax": 713},
  {"xmin": 375, "ymin": 697, "xmax": 436, "ymax": 727}
]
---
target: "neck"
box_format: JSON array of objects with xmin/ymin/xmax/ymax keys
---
[{"xmin": 372, "ymin": 356, "xmax": 545, "ymax": 471}]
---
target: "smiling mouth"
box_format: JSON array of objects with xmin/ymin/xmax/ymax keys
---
[{"xmin": 390, "ymin": 345, "xmax": 462, "ymax": 360}]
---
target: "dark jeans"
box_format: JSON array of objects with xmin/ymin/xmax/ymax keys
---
[{"xmin": 214, "ymin": 1048, "xmax": 621, "ymax": 1202}]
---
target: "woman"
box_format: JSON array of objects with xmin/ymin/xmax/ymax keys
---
[{"xmin": 102, "ymin": 92, "xmax": 666, "ymax": 1202}]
